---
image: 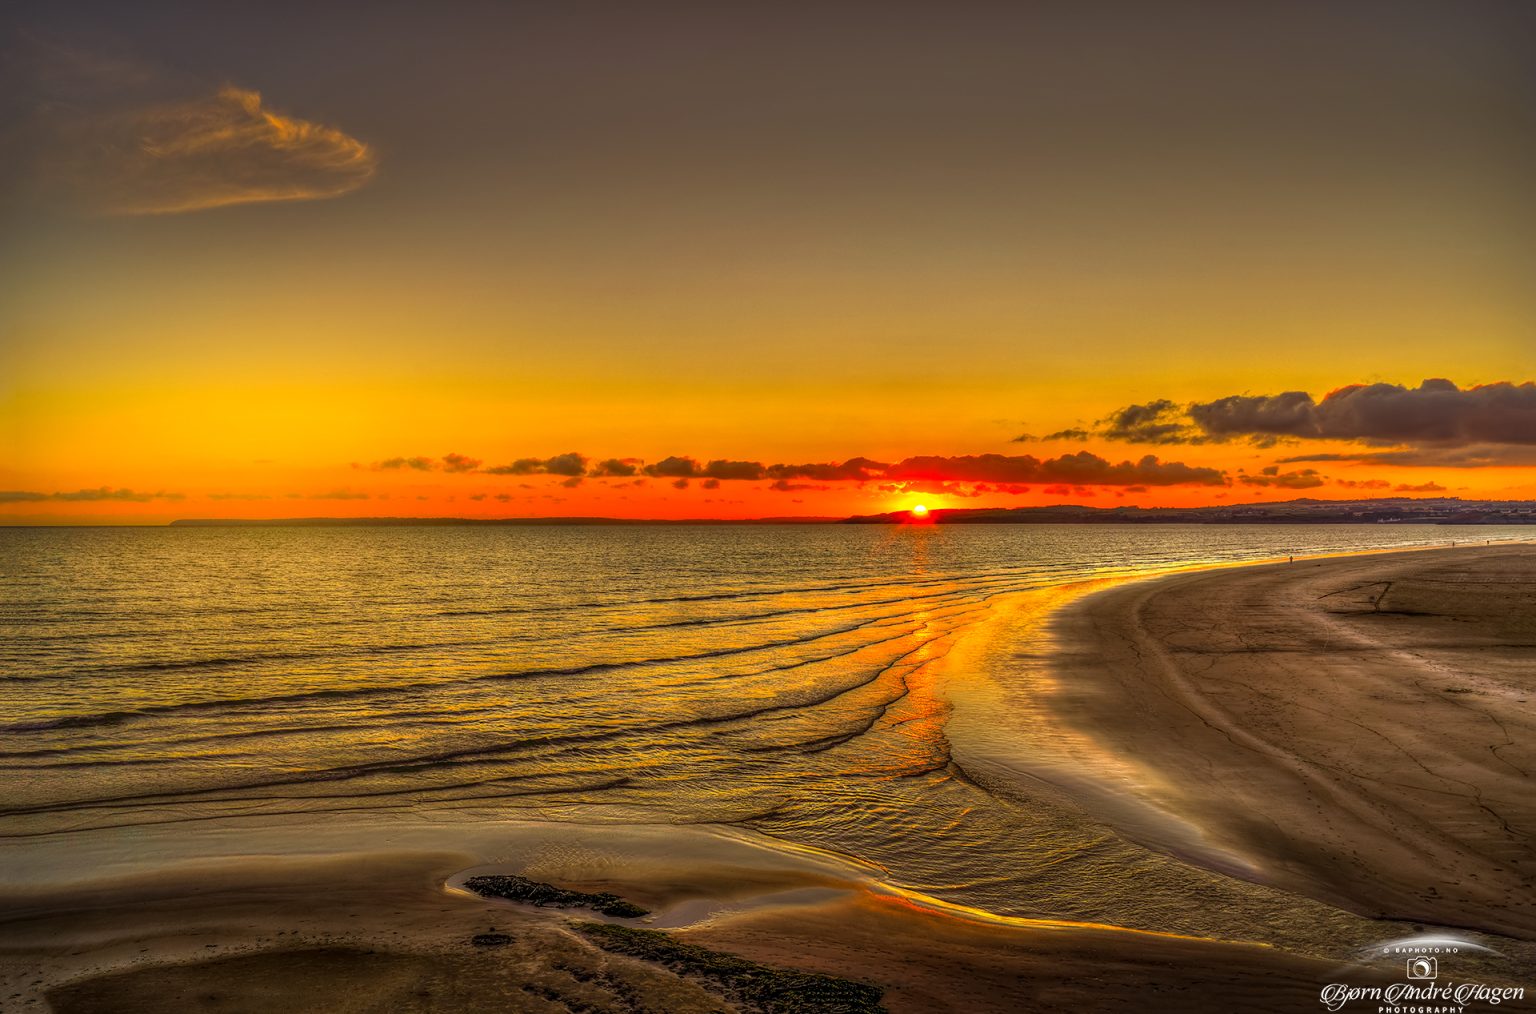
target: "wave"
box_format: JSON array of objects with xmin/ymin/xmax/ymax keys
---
[
  {"xmin": 3, "ymin": 580, "xmax": 1019, "ymax": 685},
  {"xmin": 0, "ymin": 607, "xmax": 951, "ymax": 735},
  {"xmin": 0, "ymin": 621, "xmax": 952, "ymax": 820}
]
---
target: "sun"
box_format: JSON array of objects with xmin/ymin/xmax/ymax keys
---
[{"xmin": 910, "ymin": 504, "xmax": 929, "ymax": 518}]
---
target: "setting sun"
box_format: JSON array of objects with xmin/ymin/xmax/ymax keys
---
[{"xmin": 911, "ymin": 504, "xmax": 929, "ymax": 517}]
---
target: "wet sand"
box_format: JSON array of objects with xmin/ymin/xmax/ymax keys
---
[
  {"xmin": 1045, "ymin": 543, "xmax": 1536, "ymax": 939},
  {"xmin": 4, "ymin": 843, "xmax": 1391, "ymax": 1014}
]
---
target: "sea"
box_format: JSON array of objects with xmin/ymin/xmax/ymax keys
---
[{"xmin": 2, "ymin": 523, "xmax": 1529, "ymax": 952}]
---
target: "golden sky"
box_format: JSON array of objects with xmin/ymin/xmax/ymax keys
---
[{"xmin": 3, "ymin": 2, "xmax": 1534, "ymax": 522}]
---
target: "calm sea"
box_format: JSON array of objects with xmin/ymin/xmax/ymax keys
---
[{"xmin": 2, "ymin": 523, "xmax": 1527, "ymax": 948}]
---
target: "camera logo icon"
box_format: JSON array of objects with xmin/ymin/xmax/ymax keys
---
[{"xmin": 1406, "ymin": 956, "xmax": 1438, "ymax": 980}]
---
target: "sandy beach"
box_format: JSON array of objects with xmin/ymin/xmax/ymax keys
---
[
  {"xmin": 1045, "ymin": 543, "xmax": 1536, "ymax": 941},
  {"xmin": 4, "ymin": 543, "xmax": 1533, "ymax": 1012}
]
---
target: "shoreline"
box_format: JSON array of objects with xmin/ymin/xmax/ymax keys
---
[{"xmin": 1033, "ymin": 543, "xmax": 1536, "ymax": 941}]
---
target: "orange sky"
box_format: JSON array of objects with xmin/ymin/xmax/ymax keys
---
[{"xmin": 3, "ymin": 3, "xmax": 1534, "ymax": 523}]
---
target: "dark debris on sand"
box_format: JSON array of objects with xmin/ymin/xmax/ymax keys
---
[
  {"xmin": 469, "ymin": 933, "xmax": 513, "ymax": 947},
  {"xmin": 463, "ymin": 875, "xmax": 650, "ymax": 918},
  {"xmin": 575, "ymin": 922, "xmax": 885, "ymax": 1014}
]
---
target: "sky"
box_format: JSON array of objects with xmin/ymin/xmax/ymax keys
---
[{"xmin": 3, "ymin": 1, "xmax": 1534, "ymax": 522}]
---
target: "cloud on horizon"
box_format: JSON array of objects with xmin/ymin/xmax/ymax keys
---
[
  {"xmin": 0, "ymin": 487, "xmax": 185, "ymax": 503},
  {"xmin": 362, "ymin": 449, "xmax": 1228, "ymax": 489},
  {"xmin": 883, "ymin": 451, "xmax": 1227, "ymax": 487},
  {"xmin": 370, "ymin": 453, "xmax": 484, "ymax": 473},
  {"xmin": 483, "ymin": 452, "xmax": 588, "ymax": 476},
  {"xmin": 1237, "ymin": 467, "xmax": 1327, "ymax": 489}
]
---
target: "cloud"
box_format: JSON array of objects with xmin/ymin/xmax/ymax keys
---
[
  {"xmin": 644, "ymin": 456, "xmax": 702, "ymax": 478},
  {"xmin": 1029, "ymin": 402, "xmax": 1208, "ymax": 446},
  {"xmin": 1394, "ymin": 481, "xmax": 1447, "ymax": 493},
  {"xmin": 877, "ymin": 480, "xmax": 985, "ymax": 498},
  {"xmin": 589, "ymin": 458, "xmax": 642, "ymax": 477},
  {"xmin": 1044, "ymin": 379, "xmax": 1536, "ymax": 456},
  {"xmin": 639, "ymin": 456, "xmax": 778, "ymax": 480},
  {"xmin": 42, "ymin": 81, "xmax": 376, "ymax": 216},
  {"xmin": 0, "ymin": 487, "xmax": 184, "ymax": 503},
  {"xmin": 703, "ymin": 459, "xmax": 766, "ymax": 480},
  {"xmin": 371, "ymin": 452, "xmax": 484, "ymax": 473},
  {"xmin": 374, "ymin": 456, "xmax": 436, "ymax": 471},
  {"xmin": 1190, "ymin": 380, "xmax": 1536, "ymax": 447},
  {"xmin": 541, "ymin": 452, "xmax": 588, "ymax": 477},
  {"xmin": 770, "ymin": 479, "xmax": 830, "ymax": 492},
  {"xmin": 1272, "ymin": 452, "xmax": 1358, "ymax": 464},
  {"xmin": 1097, "ymin": 400, "xmax": 1200, "ymax": 445},
  {"xmin": 482, "ymin": 458, "xmax": 545, "ymax": 475},
  {"xmin": 483, "ymin": 453, "xmax": 587, "ymax": 476},
  {"xmin": 1187, "ymin": 391, "xmax": 1317, "ymax": 442},
  {"xmin": 361, "ymin": 448, "xmax": 1226, "ymax": 490},
  {"xmin": 590, "ymin": 451, "xmax": 1226, "ymax": 488},
  {"xmin": 766, "ymin": 457, "xmax": 889, "ymax": 481},
  {"xmin": 1336, "ymin": 478, "xmax": 1391, "ymax": 489},
  {"xmin": 1278, "ymin": 444, "xmax": 1536, "ymax": 468},
  {"xmin": 1237, "ymin": 466, "xmax": 1327, "ymax": 489},
  {"xmin": 883, "ymin": 451, "xmax": 1227, "ymax": 486}
]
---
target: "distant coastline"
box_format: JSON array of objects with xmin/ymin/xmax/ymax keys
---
[
  {"xmin": 166, "ymin": 516, "xmax": 840, "ymax": 527},
  {"xmin": 163, "ymin": 497, "xmax": 1536, "ymax": 527}
]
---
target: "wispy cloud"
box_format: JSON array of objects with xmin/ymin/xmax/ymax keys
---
[
  {"xmin": 90, "ymin": 86, "xmax": 374, "ymax": 215},
  {"xmin": 22, "ymin": 40, "xmax": 376, "ymax": 216}
]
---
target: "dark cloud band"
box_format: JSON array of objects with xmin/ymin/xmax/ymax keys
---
[
  {"xmin": 1026, "ymin": 379, "xmax": 1536, "ymax": 452},
  {"xmin": 371, "ymin": 449, "xmax": 1229, "ymax": 488}
]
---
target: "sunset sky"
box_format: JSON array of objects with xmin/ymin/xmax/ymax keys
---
[{"xmin": 3, "ymin": 1, "xmax": 1534, "ymax": 522}]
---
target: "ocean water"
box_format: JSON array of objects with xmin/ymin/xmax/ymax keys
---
[{"xmin": 2, "ymin": 523, "xmax": 1528, "ymax": 948}]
